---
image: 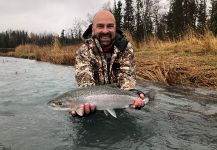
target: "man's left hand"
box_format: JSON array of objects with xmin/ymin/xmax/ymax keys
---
[{"xmin": 131, "ymin": 93, "xmax": 145, "ymax": 109}]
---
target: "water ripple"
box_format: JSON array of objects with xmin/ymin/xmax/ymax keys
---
[{"xmin": 0, "ymin": 57, "xmax": 217, "ymax": 150}]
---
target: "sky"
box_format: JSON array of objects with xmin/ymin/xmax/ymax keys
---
[
  {"xmin": 0, "ymin": 0, "xmax": 169, "ymax": 35},
  {"xmin": 0, "ymin": 0, "xmax": 115, "ymax": 35}
]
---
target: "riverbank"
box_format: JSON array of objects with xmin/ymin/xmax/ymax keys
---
[{"xmin": 1, "ymin": 31, "xmax": 217, "ymax": 89}]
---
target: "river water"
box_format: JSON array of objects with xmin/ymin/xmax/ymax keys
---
[{"xmin": 0, "ymin": 57, "xmax": 217, "ymax": 150}]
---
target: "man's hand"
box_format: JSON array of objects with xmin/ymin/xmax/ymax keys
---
[
  {"xmin": 131, "ymin": 93, "xmax": 145, "ymax": 109},
  {"xmin": 70, "ymin": 103, "xmax": 96, "ymax": 117}
]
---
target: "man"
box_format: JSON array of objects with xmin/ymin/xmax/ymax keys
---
[{"xmin": 71, "ymin": 10, "xmax": 145, "ymax": 116}]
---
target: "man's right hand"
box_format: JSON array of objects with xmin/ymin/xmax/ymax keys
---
[{"xmin": 70, "ymin": 103, "xmax": 96, "ymax": 117}]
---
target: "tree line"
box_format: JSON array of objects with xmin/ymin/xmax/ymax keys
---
[
  {"xmin": 0, "ymin": 24, "xmax": 83, "ymax": 49},
  {"xmin": 113, "ymin": 0, "xmax": 217, "ymax": 42}
]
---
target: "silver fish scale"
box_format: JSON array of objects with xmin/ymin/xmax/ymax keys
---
[
  {"xmin": 58, "ymin": 85, "xmax": 137, "ymax": 99},
  {"xmin": 75, "ymin": 94, "xmax": 136, "ymax": 110}
]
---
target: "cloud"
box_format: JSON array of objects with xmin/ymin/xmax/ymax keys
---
[{"xmin": 0, "ymin": 0, "xmax": 113, "ymax": 34}]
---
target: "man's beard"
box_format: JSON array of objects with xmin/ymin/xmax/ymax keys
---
[{"xmin": 96, "ymin": 32, "xmax": 114, "ymax": 47}]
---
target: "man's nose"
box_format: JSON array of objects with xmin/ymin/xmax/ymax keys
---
[{"xmin": 102, "ymin": 27, "xmax": 109, "ymax": 34}]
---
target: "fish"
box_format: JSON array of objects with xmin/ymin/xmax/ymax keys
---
[{"xmin": 48, "ymin": 84, "xmax": 155, "ymax": 118}]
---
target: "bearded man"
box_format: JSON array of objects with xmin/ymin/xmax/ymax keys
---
[{"xmin": 71, "ymin": 10, "xmax": 145, "ymax": 116}]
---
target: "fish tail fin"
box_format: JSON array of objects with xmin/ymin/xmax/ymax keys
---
[
  {"xmin": 146, "ymin": 90, "xmax": 156, "ymax": 101},
  {"xmin": 142, "ymin": 97, "xmax": 149, "ymax": 105},
  {"xmin": 142, "ymin": 90, "xmax": 156, "ymax": 105}
]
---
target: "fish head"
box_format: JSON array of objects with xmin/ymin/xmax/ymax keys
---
[
  {"xmin": 48, "ymin": 97, "xmax": 80, "ymax": 112},
  {"xmin": 48, "ymin": 100, "xmax": 68, "ymax": 111}
]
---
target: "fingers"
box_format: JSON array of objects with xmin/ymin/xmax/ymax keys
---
[
  {"xmin": 70, "ymin": 103, "xmax": 96, "ymax": 117},
  {"xmin": 84, "ymin": 103, "xmax": 90, "ymax": 115},
  {"xmin": 131, "ymin": 98, "xmax": 145, "ymax": 109},
  {"xmin": 79, "ymin": 104, "xmax": 85, "ymax": 116},
  {"xmin": 90, "ymin": 103, "xmax": 96, "ymax": 112},
  {"xmin": 139, "ymin": 93, "xmax": 145, "ymax": 99},
  {"xmin": 71, "ymin": 110, "xmax": 76, "ymax": 117}
]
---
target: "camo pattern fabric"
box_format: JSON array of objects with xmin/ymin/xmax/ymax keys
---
[{"xmin": 75, "ymin": 38, "xmax": 136, "ymax": 90}]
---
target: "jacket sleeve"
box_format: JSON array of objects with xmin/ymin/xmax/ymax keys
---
[
  {"xmin": 75, "ymin": 44, "xmax": 96, "ymax": 87},
  {"xmin": 118, "ymin": 42, "xmax": 136, "ymax": 90}
]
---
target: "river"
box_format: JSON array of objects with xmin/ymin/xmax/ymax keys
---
[{"xmin": 0, "ymin": 57, "xmax": 217, "ymax": 150}]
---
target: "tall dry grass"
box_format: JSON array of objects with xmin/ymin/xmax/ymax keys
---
[
  {"xmin": 139, "ymin": 30, "xmax": 217, "ymax": 55},
  {"xmin": 133, "ymin": 30, "xmax": 217, "ymax": 89},
  {"xmin": 15, "ymin": 44, "xmax": 39, "ymax": 59},
  {"xmin": 14, "ymin": 38, "xmax": 80, "ymax": 65}
]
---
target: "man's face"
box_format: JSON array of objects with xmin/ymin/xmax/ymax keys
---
[{"xmin": 92, "ymin": 12, "xmax": 116, "ymax": 47}]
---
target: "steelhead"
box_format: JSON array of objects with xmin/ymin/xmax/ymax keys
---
[{"xmin": 48, "ymin": 85, "xmax": 155, "ymax": 118}]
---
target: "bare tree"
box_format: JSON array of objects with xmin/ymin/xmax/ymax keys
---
[
  {"xmin": 86, "ymin": 13, "xmax": 94, "ymax": 24},
  {"xmin": 102, "ymin": 1, "xmax": 112, "ymax": 12},
  {"xmin": 71, "ymin": 18, "xmax": 86, "ymax": 40}
]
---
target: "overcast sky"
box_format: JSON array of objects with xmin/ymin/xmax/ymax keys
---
[
  {"xmin": 0, "ymin": 0, "xmax": 116, "ymax": 34},
  {"xmin": 0, "ymin": 0, "xmax": 169, "ymax": 35}
]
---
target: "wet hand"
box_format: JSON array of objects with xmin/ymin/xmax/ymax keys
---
[
  {"xmin": 131, "ymin": 93, "xmax": 145, "ymax": 109},
  {"xmin": 70, "ymin": 103, "xmax": 96, "ymax": 117}
]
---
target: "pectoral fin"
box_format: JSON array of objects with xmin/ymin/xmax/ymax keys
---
[
  {"xmin": 76, "ymin": 108, "xmax": 84, "ymax": 116},
  {"xmin": 105, "ymin": 109, "xmax": 117, "ymax": 118}
]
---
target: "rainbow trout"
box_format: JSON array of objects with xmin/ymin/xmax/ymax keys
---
[{"xmin": 48, "ymin": 85, "xmax": 155, "ymax": 118}]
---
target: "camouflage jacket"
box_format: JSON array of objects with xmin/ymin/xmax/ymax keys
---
[{"xmin": 75, "ymin": 26, "xmax": 136, "ymax": 90}]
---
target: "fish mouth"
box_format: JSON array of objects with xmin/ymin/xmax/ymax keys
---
[{"xmin": 48, "ymin": 102, "xmax": 56, "ymax": 107}]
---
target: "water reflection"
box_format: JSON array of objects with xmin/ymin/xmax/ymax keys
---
[{"xmin": 55, "ymin": 110, "xmax": 157, "ymax": 150}]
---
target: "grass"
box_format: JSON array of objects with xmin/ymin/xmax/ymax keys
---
[
  {"xmin": 33, "ymin": 40, "xmax": 79, "ymax": 65},
  {"xmin": 1, "ymin": 31, "xmax": 217, "ymax": 89},
  {"xmin": 3, "ymin": 38, "xmax": 79, "ymax": 65},
  {"xmin": 133, "ymin": 31, "xmax": 217, "ymax": 89}
]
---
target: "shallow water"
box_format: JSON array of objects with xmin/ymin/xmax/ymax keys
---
[{"xmin": 0, "ymin": 57, "xmax": 217, "ymax": 150}]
